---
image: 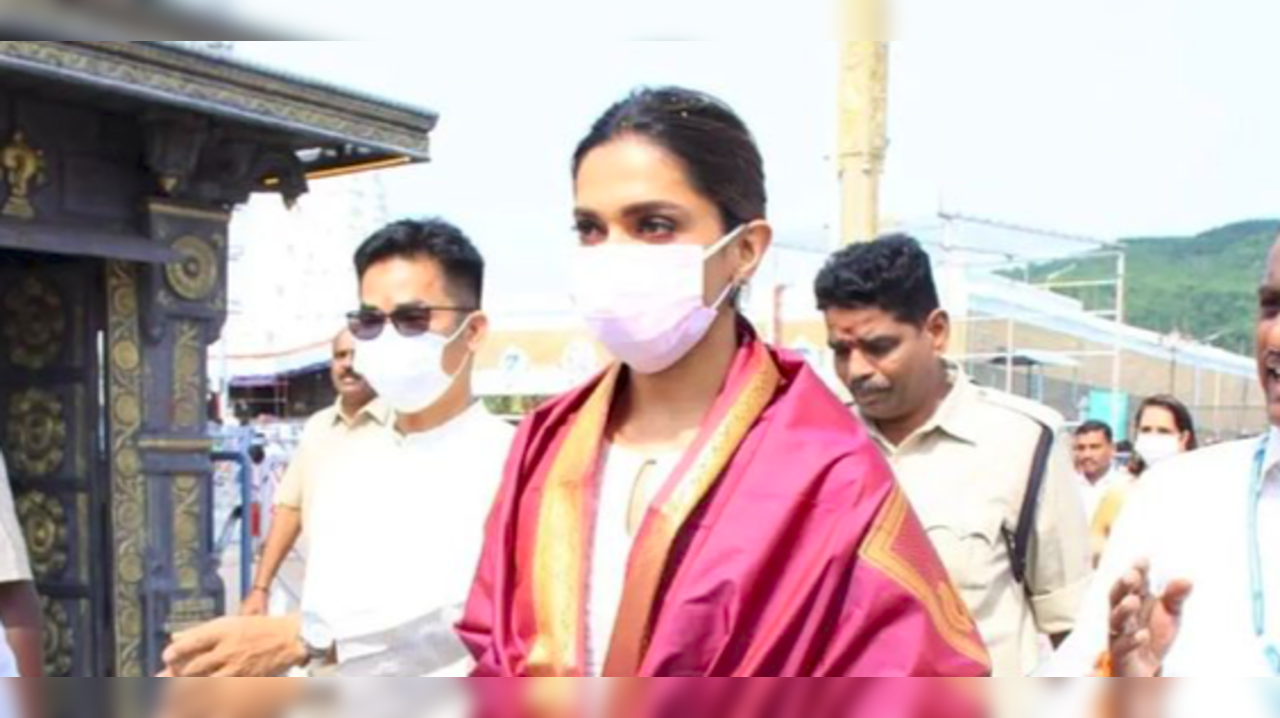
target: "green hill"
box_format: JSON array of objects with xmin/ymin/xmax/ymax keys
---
[{"xmin": 1023, "ymin": 220, "xmax": 1280, "ymax": 356}]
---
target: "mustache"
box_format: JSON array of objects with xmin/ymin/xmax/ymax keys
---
[{"xmin": 849, "ymin": 378, "xmax": 892, "ymax": 395}]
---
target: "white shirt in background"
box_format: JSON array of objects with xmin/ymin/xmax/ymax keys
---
[
  {"xmin": 302, "ymin": 402, "xmax": 515, "ymax": 676},
  {"xmin": 1078, "ymin": 466, "xmax": 1129, "ymax": 525},
  {"xmin": 1043, "ymin": 429, "xmax": 1280, "ymax": 677}
]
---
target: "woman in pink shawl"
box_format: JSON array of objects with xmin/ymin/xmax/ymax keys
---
[{"xmin": 458, "ymin": 87, "xmax": 990, "ymax": 689}]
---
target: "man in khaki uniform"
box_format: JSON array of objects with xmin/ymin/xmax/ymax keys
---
[
  {"xmin": 240, "ymin": 329, "xmax": 388, "ymax": 616},
  {"xmin": 815, "ymin": 236, "xmax": 1091, "ymax": 677}
]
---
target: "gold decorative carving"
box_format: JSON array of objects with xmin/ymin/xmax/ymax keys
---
[
  {"xmin": 2, "ymin": 276, "xmax": 66, "ymax": 370},
  {"xmin": 0, "ymin": 42, "xmax": 433, "ymax": 158},
  {"xmin": 5, "ymin": 389, "xmax": 66, "ymax": 478},
  {"xmin": 147, "ymin": 201, "xmax": 231, "ymax": 223},
  {"xmin": 40, "ymin": 598, "xmax": 74, "ymax": 677},
  {"xmin": 173, "ymin": 322, "xmax": 204, "ymax": 429},
  {"xmin": 1, "ymin": 131, "xmax": 47, "ymax": 220},
  {"xmin": 173, "ymin": 475, "xmax": 201, "ymax": 591},
  {"xmin": 137, "ymin": 438, "xmax": 214, "ymax": 453},
  {"xmin": 165, "ymin": 236, "xmax": 218, "ymax": 302},
  {"xmin": 164, "ymin": 597, "xmax": 217, "ymax": 636},
  {"xmin": 106, "ymin": 261, "xmax": 146, "ymax": 677},
  {"xmin": 16, "ymin": 492, "xmax": 69, "ymax": 580},
  {"xmin": 111, "ymin": 341, "xmax": 140, "ymax": 373}
]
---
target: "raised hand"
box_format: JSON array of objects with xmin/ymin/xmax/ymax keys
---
[{"xmin": 1107, "ymin": 560, "xmax": 1194, "ymax": 677}]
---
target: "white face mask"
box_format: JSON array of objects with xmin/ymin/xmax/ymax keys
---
[
  {"xmin": 572, "ymin": 226, "xmax": 746, "ymax": 375},
  {"xmin": 1135, "ymin": 433, "xmax": 1182, "ymax": 467},
  {"xmin": 353, "ymin": 317, "xmax": 472, "ymax": 415}
]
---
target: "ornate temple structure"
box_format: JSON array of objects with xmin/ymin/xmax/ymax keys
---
[{"xmin": 0, "ymin": 41, "xmax": 435, "ymax": 676}]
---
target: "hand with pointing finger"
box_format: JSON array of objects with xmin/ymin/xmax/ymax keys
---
[{"xmin": 1106, "ymin": 560, "xmax": 1194, "ymax": 677}]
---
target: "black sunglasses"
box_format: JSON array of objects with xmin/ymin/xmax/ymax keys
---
[{"xmin": 346, "ymin": 305, "xmax": 475, "ymax": 341}]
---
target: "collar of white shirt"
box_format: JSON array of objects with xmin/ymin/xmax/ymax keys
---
[{"xmin": 1264, "ymin": 426, "xmax": 1280, "ymax": 483}]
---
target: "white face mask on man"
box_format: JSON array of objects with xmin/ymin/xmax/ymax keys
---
[
  {"xmin": 571, "ymin": 225, "xmax": 746, "ymax": 375},
  {"xmin": 353, "ymin": 316, "xmax": 473, "ymax": 415}
]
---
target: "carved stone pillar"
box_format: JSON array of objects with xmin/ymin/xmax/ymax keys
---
[{"xmin": 106, "ymin": 200, "xmax": 230, "ymax": 675}]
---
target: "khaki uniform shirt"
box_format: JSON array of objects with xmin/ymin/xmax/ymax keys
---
[
  {"xmin": 275, "ymin": 399, "xmax": 394, "ymax": 531},
  {"xmin": 0, "ymin": 452, "xmax": 33, "ymax": 584},
  {"xmin": 862, "ymin": 365, "xmax": 1092, "ymax": 677}
]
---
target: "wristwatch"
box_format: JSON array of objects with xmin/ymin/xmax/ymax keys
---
[{"xmin": 299, "ymin": 612, "xmax": 335, "ymax": 667}]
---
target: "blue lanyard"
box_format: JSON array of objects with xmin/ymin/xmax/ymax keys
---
[{"xmin": 1249, "ymin": 438, "xmax": 1280, "ymax": 676}]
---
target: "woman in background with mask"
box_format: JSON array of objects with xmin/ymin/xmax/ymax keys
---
[
  {"xmin": 458, "ymin": 87, "xmax": 990, "ymax": 693},
  {"xmin": 1091, "ymin": 395, "xmax": 1199, "ymax": 564},
  {"xmin": 1128, "ymin": 395, "xmax": 1199, "ymax": 477}
]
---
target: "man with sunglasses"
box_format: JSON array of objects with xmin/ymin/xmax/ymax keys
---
[{"xmin": 161, "ymin": 219, "xmax": 515, "ymax": 678}]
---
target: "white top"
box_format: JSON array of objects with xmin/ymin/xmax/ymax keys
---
[
  {"xmin": 584, "ymin": 444, "xmax": 680, "ymax": 677},
  {"xmin": 1078, "ymin": 466, "xmax": 1129, "ymax": 525},
  {"xmin": 301, "ymin": 402, "xmax": 516, "ymax": 676},
  {"xmin": 0, "ymin": 616, "xmax": 14, "ymax": 678},
  {"xmin": 0, "ymin": 453, "xmax": 34, "ymax": 583},
  {"xmin": 0, "ymin": 615, "xmax": 17, "ymax": 718},
  {"xmin": 1043, "ymin": 430, "xmax": 1280, "ymax": 677}
]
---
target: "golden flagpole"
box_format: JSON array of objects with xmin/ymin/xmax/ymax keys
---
[{"xmin": 837, "ymin": 1, "xmax": 890, "ymax": 245}]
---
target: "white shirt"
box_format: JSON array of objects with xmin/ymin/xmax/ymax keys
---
[
  {"xmin": 584, "ymin": 444, "xmax": 680, "ymax": 677},
  {"xmin": 0, "ymin": 618, "xmax": 14, "ymax": 679},
  {"xmin": 1078, "ymin": 466, "xmax": 1128, "ymax": 525},
  {"xmin": 302, "ymin": 402, "xmax": 516, "ymax": 676},
  {"xmin": 1043, "ymin": 430, "xmax": 1280, "ymax": 677}
]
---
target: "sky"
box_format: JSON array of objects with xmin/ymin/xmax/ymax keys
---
[{"xmin": 224, "ymin": 4, "xmax": 1280, "ymax": 298}]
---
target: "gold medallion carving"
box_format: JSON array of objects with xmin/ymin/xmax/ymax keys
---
[
  {"xmin": 165, "ymin": 236, "xmax": 219, "ymax": 301},
  {"xmin": 40, "ymin": 599, "xmax": 74, "ymax": 677},
  {"xmin": 114, "ymin": 448, "xmax": 141, "ymax": 478},
  {"xmin": 111, "ymin": 341, "xmax": 140, "ymax": 373},
  {"xmin": 16, "ymin": 492, "xmax": 69, "ymax": 580},
  {"xmin": 2, "ymin": 276, "xmax": 66, "ymax": 370},
  {"xmin": 5, "ymin": 389, "xmax": 66, "ymax": 478},
  {"xmin": 112, "ymin": 395, "xmax": 141, "ymax": 430},
  {"xmin": 1, "ymin": 131, "xmax": 47, "ymax": 220}
]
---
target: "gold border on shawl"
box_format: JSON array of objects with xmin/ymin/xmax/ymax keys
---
[
  {"xmin": 528, "ymin": 367, "xmax": 621, "ymax": 675},
  {"xmin": 859, "ymin": 487, "xmax": 991, "ymax": 668}
]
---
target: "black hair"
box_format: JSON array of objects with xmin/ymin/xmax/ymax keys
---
[
  {"xmin": 814, "ymin": 234, "xmax": 941, "ymax": 326},
  {"xmin": 353, "ymin": 218, "xmax": 485, "ymax": 307},
  {"xmin": 1135, "ymin": 395, "xmax": 1199, "ymax": 449},
  {"xmin": 1075, "ymin": 420, "xmax": 1114, "ymax": 443},
  {"xmin": 572, "ymin": 86, "xmax": 767, "ymax": 232}
]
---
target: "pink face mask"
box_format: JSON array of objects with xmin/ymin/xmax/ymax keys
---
[{"xmin": 572, "ymin": 226, "xmax": 746, "ymax": 375}]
